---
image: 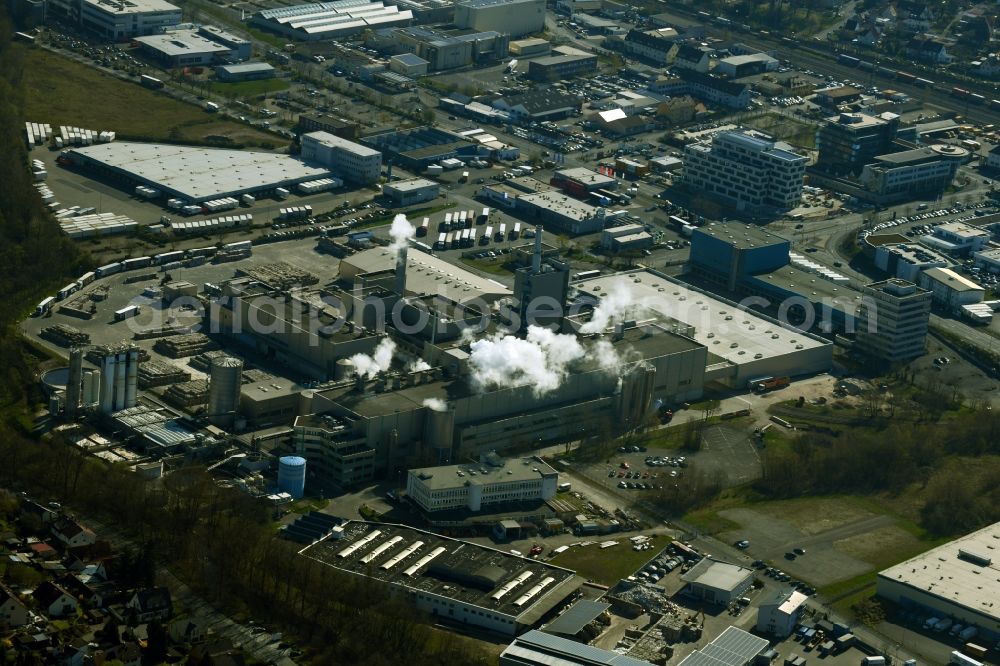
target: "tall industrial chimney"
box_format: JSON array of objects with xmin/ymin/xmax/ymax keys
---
[
  {"xmin": 532, "ymin": 225, "xmax": 543, "ymax": 273},
  {"xmin": 394, "ymin": 244, "xmax": 408, "ymax": 295}
]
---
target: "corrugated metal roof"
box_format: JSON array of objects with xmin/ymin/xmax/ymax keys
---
[
  {"xmin": 542, "ymin": 600, "xmax": 610, "ymax": 636},
  {"xmin": 504, "ymin": 630, "xmax": 654, "ymax": 665}
]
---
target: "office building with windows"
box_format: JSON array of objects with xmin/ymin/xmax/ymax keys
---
[
  {"xmin": 855, "ymin": 279, "xmax": 931, "ymax": 362},
  {"xmin": 816, "ymin": 112, "xmax": 901, "ymax": 176},
  {"xmin": 406, "ymin": 455, "xmax": 558, "ymax": 513},
  {"xmin": 682, "ymin": 131, "xmax": 807, "ymax": 212},
  {"xmin": 300, "ymin": 131, "xmax": 382, "ymax": 184}
]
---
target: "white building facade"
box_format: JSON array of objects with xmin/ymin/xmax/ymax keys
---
[
  {"xmin": 406, "ymin": 456, "xmax": 558, "ymax": 513},
  {"xmin": 454, "ymin": 0, "xmax": 545, "ymax": 38},
  {"xmin": 301, "ymin": 131, "xmax": 382, "ymax": 184}
]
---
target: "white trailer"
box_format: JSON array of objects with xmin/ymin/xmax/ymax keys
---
[
  {"xmin": 35, "ymin": 297, "xmax": 55, "ymax": 316},
  {"xmin": 114, "ymin": 304, "xmax": 141, "ymax": 321}
]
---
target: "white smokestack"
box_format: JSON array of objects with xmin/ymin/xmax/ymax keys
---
[{"xmin": 389, "ymin": 214, "xmax": 414, "ymax": 295}]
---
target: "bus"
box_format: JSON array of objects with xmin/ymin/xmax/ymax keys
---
[{"xmin": 35, "ymin": 296, "xmax": 55, "ymax": 316}]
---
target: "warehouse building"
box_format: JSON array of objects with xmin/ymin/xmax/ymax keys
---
[
  {"xmin": 198, "ymin": 25, "xmax": 252, "ymax": 60},
  {"xmin": 300, "ymin": 522, "xmax": 583, "ymax": 636},
  {"xmin": 501, "ymin": 630, "xmax": 654, "ymax": 666},
  {"xmin": 527, "ymin": 46, "xmax": 598, "ymax": 82},
  {"xmin": 406, "ymin": 454, "xmax": 558, "ymax": 513},
  {"xmin": 362, "ymin": 126, "xmax": 478, "ymax": 172},
  {"xmin": 715, "ymin": 53, "xmax": 779, "ymax": 78},
  {"xmin": 515, "ymin": 192, "xmax": 607, "ymax": 235},
  {"xmin": 601, "ymin": 224, "xmax": 653, "ymax": 252},
  {"xmin": 491, "ymin": 91, "xmax": 583, "ymax": 122},
  {"xmin": 917, "ymin": 267, "xmax": 985, "ymax": 312},
  {"xmin": 251, "ymin": 1, "xmax": 413, "ymax": 40},
  {"xmin": 510, "ymin": 38, "xmax": 551, "ymax": 57},
  {"xmin": 974, "ymin": 248, "xmax": 1000, "ymax": 273},
  {"xmin": 391, "ymin": 27, "xmax": 509, "ymax": 71},
  {"xmin": 61, "ymin": 0, "xmax": 182, "ymax": 40},
  {"xmin": 135, "ymin": 28, "xmax": 239, "ymax": 67},
  {"xmin": 756, "ymin": 589, "xmax": 808, "ymax": 638},
  {"xmin": 216, "ymin": 62, "xmax": 276, "ymax": 82},
  {"xmin": 389, "ymin": 53, "xmax": 429, "ymax": 77},
  {"xmin": 572, "ymin": 270, "xmax": 834, "ymax": 387},
  {"xmin": 681, "ymin": 130, "xmax": 807, "ymax": 213},
  {"xmin": 551, "ymin": 167, "xmax": 617, "ymax": 195},
  {"xmin": 680, "ymin": 558, "xmax": 754, "ymax": 605},
  {"xmin": 677, "ymin": 627, "xmax": 769, "ymax": 666},
  {"xmin": 877, "ymin": 520, "xmax": 1000, "ymax": 643},
  {"xmin": 298, "ymin": 114, "xmax": 360, "ymax": 140},
  {"xmin": 300, "ymin": 131, "xmax": 382, "ymax": 185},
  {"xmin": 382, "ymin": 178, "xmax": 440, "ymax": 207},
  {"xmin": 63, "ymin": 142, "xmax": 335, "ymax": 204},
  {"xmin": 454, "ymin": 0, "xmax": 545, "ymax": 38}
]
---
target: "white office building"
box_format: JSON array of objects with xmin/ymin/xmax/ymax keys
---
[
  {"xmin": 301, "ymin": 131, "xmax": 382, "ymax": 184},
  {"xmin": 78, "ymin": 0, "xmax": 182, "ymax": 40},
  {"xmin": 454, "ymin": 0, "xmax": 545, "ymax": 38},
  {"xmin": 756, "ymin": 589, "xmax": 808, "ymax": 638},
  {"xmin": 926, "ymin": 221, "xmax": 991, "ymax": 256},
  {"xmin": 682, "ymin": 131, "xmax": 806, "ymax": 212},
  {"xmin": 406, "ymin": 455, "xmax": 558, "ymax": 513},
  {"xmin": 855, "ymin": 279, "xmax": 932, "ymax": 362},
  {"xmin": 917, "ymin": 267, "xmax": 985, "ymax": 312}
]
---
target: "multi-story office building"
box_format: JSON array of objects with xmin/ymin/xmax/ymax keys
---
[
  {"xmin": 67, "ymin": 0, "xmax": 182, "ymax": 40},
  {"xmin": 454, "ymin": 0, "xmax": 545, "ymax": 38},
  {"xmin": 859, "ymin": 144, "xmax": 968, "ymax": 200},
  {"xmin": 406, "ymin": 454, "xmax": 558, "ymax": 513},
  {"xmin": 293, "ymin": 414, "xmax": 376, "ymax": 488},
  {"xmin": 300, "ymin": 131, "xmax": 382, "ymax": 184},
  {"xmin": 855, "ymin": 279, "xmax": 931, "ymax": 362},
  {"xmin": 816, "ymin": 112, "xmax": 901, "ymax": 176},
  {"xmin": 682, "ymin": 131, "xmax": 807, "ymax": 212},
  {"xmin": 527, "ymin": 46, "xmax": 598, "ymax": 81}
]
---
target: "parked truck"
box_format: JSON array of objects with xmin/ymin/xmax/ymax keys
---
[
  {"xmin": 935, "ymin": 618, "xmax": 954, "ymax": 633},
  {"xmin": 748, "ymin": 376, "xmax": 790, "ymax": 393},
  {"xmin": 950, "ymin": 651, "xmax": 983, "ymax": 666}
]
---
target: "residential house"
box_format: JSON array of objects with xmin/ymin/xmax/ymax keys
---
[
  {"xmin": 673, "ymin": 43, "xmax": 711, "ymax": 73},
  {"xmin": 956, "ymin": 13, "xmax": 994, "ymax": 46},
  {"xmin": 972, "ymin": 54, "xmax": 1000, "ymax": 79},
  {"xmin": 622, "ymin": 28, "xmax": 678, "ymax": 65},
  {"xmin": 51, "ymin": 517, "xmax": 97, "ymax": 550},
  {"xmin": 20, "ymin": 499, "xmax": 57, "ymax": 524},
  {"xmin": 0, "ymin": 583, "xmax": 29, "ymax": 628},
  {"xmin": 169, "ymin": 616, "xmax": 209, "ymax": 645},
  {"xmin": 32, "ymin": 581, "xmax": 78, "ymax": 618},
  {"xmin": 896, "ymin": 1, "xmax": 936, "ymax": 32},
  {"xmin": 906, "ymin": 35, "xmax": 952, "ymax": 64},
  {"xmin": 126, "ymin": 587, "xmax": 173, "ymax": 623},
  {"xmin": 98, "ymin": 642, "xmax": 142, "ymax": 666},
  {"xmin": 30, "ymin": 541, "xmax": 59, "ymax": 560}
]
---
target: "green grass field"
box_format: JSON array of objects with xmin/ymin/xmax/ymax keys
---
[
  {"xmin": 207, "ymin": 78, "xmax": 290, "ymax": 98},
  {"xmin": 20, "ymin": 47, "xmax": 278, "ymax": 147},
  {"xmin": 549, "ymin": 535, "xmax": 668, "ymax": 586}
]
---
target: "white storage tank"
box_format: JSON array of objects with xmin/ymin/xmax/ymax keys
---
[{"xmin": 278, "ymin": 456, "xmax": 306, "ymax": 499}]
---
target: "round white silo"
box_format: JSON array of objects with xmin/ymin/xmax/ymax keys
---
[
  {"xmin": 334, "ymin": 358, "xmax": 354, "ymax": 381},
  {"xmin": 278, "ymin": 455, "xmax": 307, "ymax": 499}
]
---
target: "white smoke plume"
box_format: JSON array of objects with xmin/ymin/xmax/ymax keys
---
[
  {"xmin": 408, "ymin": 359, "xmax": 432, "ymax": 373},
  {"xmin": 580, "ymin": 279, "xmax": 643, "ymax": 334},
  {"xmin": 422, "ymin": 397, "xmax": 448, "ymax": 412},
  {"xmin": 468, "ymin": 325, "xmax": 587, "ymax": 395},
  {"xmin": 591, "ymin": 338, "xmax": 624, "ymax": 375},
  {"xmin": 388, "ymin": 213, "xmax": 415, "ymax": 255},
  {"xmin": 350, "ymin": 337, "xmax": 397, "ymax": 379}
]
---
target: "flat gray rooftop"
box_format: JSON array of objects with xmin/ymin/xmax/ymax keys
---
[
  {"xmin": 300, "ymin": 521, "xmax": 581, "ymax": 621},
  {"xmin": 410, "ymin": 456, "xmax": 557, "ymax": 491},
  {"xmin": 694, "ymin": 222, "xmax": 788, "ymax": 251},
  {"xmin": 574, "ymin": 271, "xmax": 830, "ymax": 364},
  {"xmin": 879, "ymin": 520, "xmax": 1000, "ymax": 626},
  {"xmin": 68, "ymin": 142, "xmax": 333, "ymax": 203}
]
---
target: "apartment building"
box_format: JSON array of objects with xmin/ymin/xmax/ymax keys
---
[
  {"xmin": 681, "ymin": 131, "xmax": 807, "ymax": 212},
  {"xmin": 855, "ymin": 279, "xmax": 931, "ymax": 362}
]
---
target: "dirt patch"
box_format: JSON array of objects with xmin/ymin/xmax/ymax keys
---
[{"xmin": 832, "ymin": 525, "xmax": 923, "ymax": 569}]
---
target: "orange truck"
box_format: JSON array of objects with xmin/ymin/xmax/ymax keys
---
[{"xmin": 747, "ymin": 376, "xmax": 790, "ymax": 393}]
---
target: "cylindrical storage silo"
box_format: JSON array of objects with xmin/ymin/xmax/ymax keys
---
[
  {"xmin": 124, "ymin": 348, "xmax": 140, "ymax": 408},
  {"xmin": 334, "ymin": 358, "xmax": 354, "ymax": 381},
  {"xmin": 65, "ymin": 348, "xmax": 83, "ymax": 419},
  {"xmin": 99, "ymin": 353, "xmax": 115, "ymax": 414},
  {"xmin": 208, "ymin": 356, "xmax": 244, "ymax": 428},
  {"xmin": 113, "ymin": 352, "xmax": 127, "ymax": 412},
  {"xmin": 278, "ymin": 455, "xmax": 306, "ymax": 499},
  {"xmin": 423, "ymin": 407, "xmax": 455, "ymax": 465},
  {"xmin": 617, "ymin": 363, "xmax": 655, "ymax": 430},
  {"xmin": 298, "ymin": 389, "xmax": 315, "ymax": 416}
]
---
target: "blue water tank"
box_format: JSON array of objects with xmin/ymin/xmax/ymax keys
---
[{"xmin": 278, "ymin": 455, "xmax": 307, "ymax": 499}]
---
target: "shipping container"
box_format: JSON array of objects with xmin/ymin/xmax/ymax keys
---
[
  {"xmin": 95, "ymin": 262, "xmax": 122, "ymax": 277},
  {"xmin": 35, "ymin": 296, "xmax": 55, "ymax": 316},
  {"xmin": 114, "ymin": 304, "xmax": 141, "ymax": 321}
]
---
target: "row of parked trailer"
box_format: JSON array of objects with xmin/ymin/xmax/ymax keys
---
[
  {"xmin": 24, "ymin": 122, "xmax": 53, "ymax": 147},
  {"xmin": 135, "ymin": 185, "xmax": 160, "ymax": 200},
  {"xmin": 297, "ymin": 178, "xmax": 340, "ymax": 195},
  {"xmin": 170, "ymin": 213, "xmax": 253, "ymax": 235},
  {"xmin": 279, "ymin": 205, "xmax": 313, "ymax": 220}
]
